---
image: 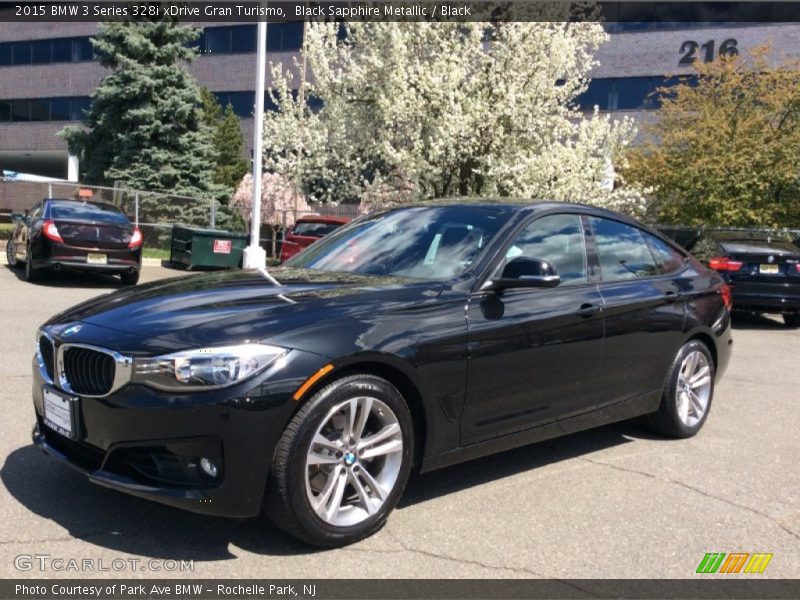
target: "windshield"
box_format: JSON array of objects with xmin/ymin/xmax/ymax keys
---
[
  {"xmin": 284, "ymin": 206, "xmax": 514, "ymax": 280},
  {"xmin": 50, "ymin": 201, "xmax": 129, "ymax": 225},
  {"xmin": 291, "ymin": 221, "xmax": 344, "ymax": 237}
]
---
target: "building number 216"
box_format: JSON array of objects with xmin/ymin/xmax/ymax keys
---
[{"xmin": 679, "ymin": 39, "xmax": 739, "ymax": 64}]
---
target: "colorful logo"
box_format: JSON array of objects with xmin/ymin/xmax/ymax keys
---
[{"xmin": 696, "ymin": 552, "xmax": 773, "ymax": 574}]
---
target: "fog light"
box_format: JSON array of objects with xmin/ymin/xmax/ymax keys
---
[{"xmin": 199, "ymin": 457, "xmax": 218, "ymax": 478}]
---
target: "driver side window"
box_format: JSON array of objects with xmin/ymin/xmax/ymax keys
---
[{"xmin": 504, "ymin": 214, "xmax": 588, "ymax": 285}]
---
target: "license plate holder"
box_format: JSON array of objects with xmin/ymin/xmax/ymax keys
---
[
  {"xmin": 759, "ymin": 263, "xmax": 779, "ymax": 275},
  {"xmin": 42, "ymin": 387, "xmax": 79, "ymax": 439},
  {"xmin": 87, "ymin": 252, "xmax": 107, "ymax": 265}
]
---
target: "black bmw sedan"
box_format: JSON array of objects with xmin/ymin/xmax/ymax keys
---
[
  {"xmin": 695, "ymin": 231, "xmax": 800, "ymax": 327},
  {"xmin": 31, "ymin": 202, "xmax": 732, "ymax": 547},
  {"xmin": 6, "ymin": 198, "xmax": 142, "ymax": 284}
]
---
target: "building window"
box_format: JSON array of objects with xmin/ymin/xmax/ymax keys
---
[
  {"xmin": 0, "ymin": 37, "xmax": 93, "ymax": 67},
  {"xmin": 213, "ymin": 90, "xmax": 313, "ymax": 118},
  {"xmin": 577, "ymin": 76, "xmax": 698, "ymax": 111},
  {"xmin": 0, "ymin": 96, "xmax": 90, "ymax": 122},
  {"xmin": 197, "ymin": 23, "xmax": 303, "ymax": 55}
]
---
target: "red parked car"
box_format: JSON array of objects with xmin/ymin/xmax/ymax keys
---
[{"xmin": 279, "ymin": 215, "xmax": 350, "ymax": 263}]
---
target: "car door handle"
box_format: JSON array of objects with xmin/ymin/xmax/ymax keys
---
[{"xmin": 575, "ymin": 303, "xmax": 601, "ymax": 318}]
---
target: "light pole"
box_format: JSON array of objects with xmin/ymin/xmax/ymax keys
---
[{"xmin": 243, "ymin": 18, "xmax": 268, "ymax": 269}]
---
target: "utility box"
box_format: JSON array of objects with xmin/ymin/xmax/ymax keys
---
[{"xmin": 170, "ymin": 226, "xmax": 247, "ymax": 269}]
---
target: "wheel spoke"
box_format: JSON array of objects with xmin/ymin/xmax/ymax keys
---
[
  {"xmin": 686, "ymin": 351, "xmax": 699, "ymax": 375},
  {"xmin": 312, "ymin": 434, "xmax": 340, "ymax": 454},
  {"xmin": 322, "ymin": 469, "xmax": 348, "ymax": 521},
  {"xmin": 356, "ymin": 464, "xmax": 388, "ymax": 501},
  {"xmin": 312, "ymin": 465, "xmax": 343, "ymax": 515},
  {"xmin": 353, "ymin": 397, "xmax": 373, "ymax": 443},
  {"xmin": 689, "ymin": 390, "xmax": 705, "ymax": 418},
  {"xmin": 342, "ymin": 398, "xmax": 357, "ymax": 442},
  {"xmin": 677, "ymin": 391, "xmax": 690, "ymax": 423},
  {"xmin": 349, "ymin": 468, "xmax": 376, "ymax": 515},
  {"xmin": 359, "ymin": 422, "xmax": 400, "ymax": 451},
  {"xmin": 308, "ymin": 450, "xmax": 339, "ymax": 466},
  {"xmin": 361, "ymin": 438, "xmax": 403, "ymax": 460},
  {"xmin": 689, "ymin": 366, "xmax": 711, "ymax": 388}
]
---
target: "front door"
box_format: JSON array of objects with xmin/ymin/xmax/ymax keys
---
[{"xmin": 461, "ymin": 213, "xmax": 606, "ymax": 444}]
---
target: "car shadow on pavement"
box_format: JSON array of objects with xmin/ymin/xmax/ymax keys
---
[
  {"xmin": 4, "ymin": 265, "xmax": 127, "ymax": 289},
  {"xmin": 730, "ymin": 311, "xmax": 789, "ymax": 330},
  {"xmin": 3, "ymin": 421, "xmax": 655, "ymax": 560},
  {"xmin": 400, "ymin": 421, "xmax": 650, "ymax": 508},
  {"xmin": 1, "ymin": 445, "xmax": 315, "ymax": 562}
]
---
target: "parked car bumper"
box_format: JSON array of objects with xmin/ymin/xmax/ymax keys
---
[
  {"xmin": 32, "ymin": 242, "xmax": 142, "ymax": 274},
  {"xmin": 728, "ymin": 281, "xmax": 800, "ymax": 313}
]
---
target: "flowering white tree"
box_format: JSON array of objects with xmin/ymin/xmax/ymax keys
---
[{"xmin": 264, "ymin": 20, "xmax": 643, "ymax": 214}]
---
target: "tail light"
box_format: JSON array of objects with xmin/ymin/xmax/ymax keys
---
[
  {"xmin": 42, "ymin": 220, "xmax": 63, "ymax": 243},
  {"xmin": 708, "ymin": 256, "xmax": 743, "ymax": 272},
  {"xmin": 795, "ymin": 263, "xmax": 800, "ymax": 274},
  {"xmin": 128, "ymin": 227, "xmax": 143, "ymax": 249},
  {"xmin": 720, "ymin": 283, "xmax": 733, "ymax": 311}
]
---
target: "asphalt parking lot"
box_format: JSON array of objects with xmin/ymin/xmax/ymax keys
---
[{"xmin": 1, "ymin": 257, "xmax": 798, "ymax": 579}]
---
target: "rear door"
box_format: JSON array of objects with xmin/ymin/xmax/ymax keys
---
[
  {"xmin": 588, "ymin": 217, "xmax": 687, "ymax": 403},
  {"xmin": 462, "ymin": 213, "xmax": 606, "ymax": 444}
]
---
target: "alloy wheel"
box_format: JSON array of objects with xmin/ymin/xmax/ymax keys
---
[
  {"xmin": 675, "ymin": 350, "xmax": 712, "ymax": 428},
  {"xmin": 305, "ymin": 396, "xmax": 403, "ymax": 527}
]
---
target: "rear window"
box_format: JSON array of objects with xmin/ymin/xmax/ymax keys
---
[
  {"xmin": 50, "ymin": 201, "xmax": 129, "ymax": 225},
  {"xmin": 291, "ymin": 221, "xmax": 343, "ymax": 237}
]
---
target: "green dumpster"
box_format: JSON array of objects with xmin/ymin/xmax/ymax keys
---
[{"xmin": 170, "ymin": 226, "xmax": 247, "ymax": 269}]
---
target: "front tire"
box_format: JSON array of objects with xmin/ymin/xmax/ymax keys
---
[
  {"xmin": 5, "ymin": 240, "xmax": 19, "ymax": 268},
  {"xmin": 646, "ymin": 340, "xmax": 715, "ymax": 438},
  {"xmin": 782, "ymin": 312, "xmax": 800, "ymax": 328},
  {"xmin": 265, "ymin": 374, "xmax": 414, "ymax": 547}
]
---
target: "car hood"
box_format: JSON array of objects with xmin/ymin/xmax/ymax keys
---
[{"xmin": 45, "ymin": 268, "xmax": 444, "ymax": 354}]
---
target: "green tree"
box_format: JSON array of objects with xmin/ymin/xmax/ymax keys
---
[
  {"xmin": 61, "ymin": 19, "xmax": 218, "ymax": 201},
  {"xmin": 624, "ymin": 45, "xmax": 800, "ymax": 227},
  {"xmin": 200, "ymin": 87, "xmax": 249, "ymax": 193}
]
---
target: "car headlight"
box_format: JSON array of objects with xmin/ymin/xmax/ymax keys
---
[{"xmin": 132, "ymin": 344, "xmax": 287, "ymax": 391}]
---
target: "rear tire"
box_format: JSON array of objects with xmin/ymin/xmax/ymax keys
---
[
  {"xmin": 5, "ymin": 240, "xmax": 19, "ymax": 268},
  {"xmin": 264, "ymin": 374, "xmax": 413, "ymax": 547},
  {"xmin": 120, "ymin": 270, "xmax": 140, "ymax": 285},
  {"xmin": 782, "ymin": 312, "xmax": 800, "ymax": 328},
  {"xmin": 646, "ymin": 340, "xmax": 715, "ymax": 438},
  {"xmin": 24, "ymin": 246, "xmax": 39, "ymax": 282}
]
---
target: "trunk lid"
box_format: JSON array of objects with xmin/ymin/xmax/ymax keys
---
[{"xmin": 55, "ymin": 219, "xmax": 134, "ymax": 250}]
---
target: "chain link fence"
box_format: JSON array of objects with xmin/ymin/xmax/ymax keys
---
[{"xmin": 0, "ymin": 180, "xmax": 364, "ymax": 258}]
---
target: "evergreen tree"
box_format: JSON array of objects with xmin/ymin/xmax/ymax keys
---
[
  {"xmin": 61, "ymin": 20, "xmax": 218, "ymax": 202},
  {"xmin": 200, "ymin": 87, "xmax": 249, "ymax": 193}
]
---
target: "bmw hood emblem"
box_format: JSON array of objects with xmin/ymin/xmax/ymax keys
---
[{"xmin": 62, "ymin": 323, "xmax": 83, "ymax": 337}]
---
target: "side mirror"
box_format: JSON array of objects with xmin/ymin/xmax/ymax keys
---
[
  {"xmin": 10, "ymin": 212, "xmax": 24, "ymax": 222},
  {"xmin": 483, "ymin": 257, "xmax": 561, "ymax": 291}
]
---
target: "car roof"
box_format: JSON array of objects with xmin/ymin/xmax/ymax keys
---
[
  {"xmin": 402, "ymin": 197, "xmax": 641, "ymax": 222},
  {"xmin": 47, "ymin": 198, "xmax": 123, "ymax": 213},
  {"xmin": 295, "ymin": 215, "xmax": 351, "ymax": 224}
]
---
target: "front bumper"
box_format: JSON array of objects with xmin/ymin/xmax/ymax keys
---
[{"xmin": 31, "ymin": 348, "xmax": 328, "ymax": 518}]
